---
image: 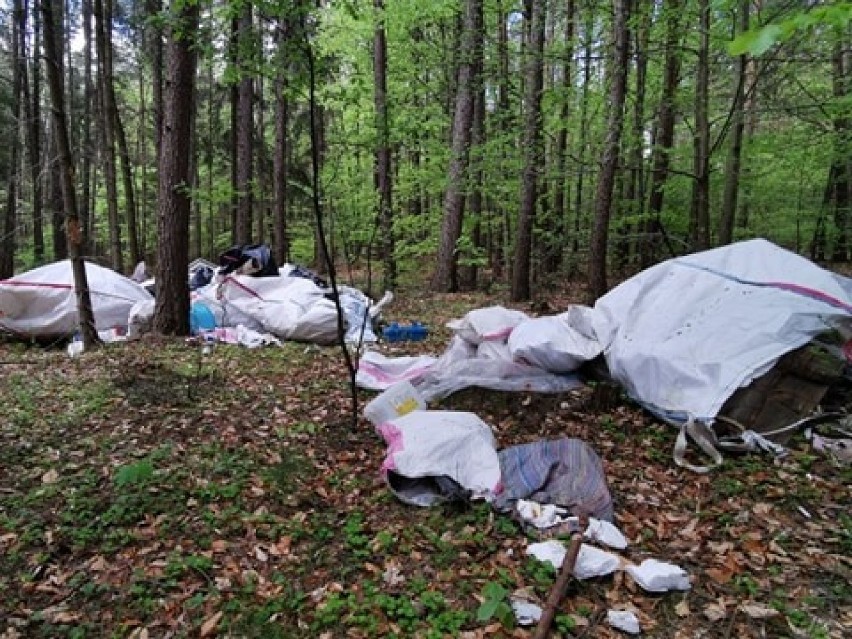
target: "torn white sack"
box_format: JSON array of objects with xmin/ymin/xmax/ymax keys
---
[{"xmin": 376, "ymin": 411, "xmax": 501, "ymax": 506}]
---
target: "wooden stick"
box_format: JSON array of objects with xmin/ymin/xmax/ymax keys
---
[{"xmin": 532, "ymin": 527, "xmax": 585, "ymax": 639}]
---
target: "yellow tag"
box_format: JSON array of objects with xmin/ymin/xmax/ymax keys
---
[{"xmin": 395, "ymin": 397, "xmax": 420, "ymax": 416}]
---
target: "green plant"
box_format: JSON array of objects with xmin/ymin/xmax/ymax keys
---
[
  {"xmin": 476, "ymin": 581, "xmax": 513, "ymax": 628},
  {"xmin": 114, "ymin": 460, "xmax": 154, "ymax": 488}
]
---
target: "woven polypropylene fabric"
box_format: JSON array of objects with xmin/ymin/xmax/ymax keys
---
[{"xmin": 494, "ymin": 438, "xmax": 613, "ymax": 522}]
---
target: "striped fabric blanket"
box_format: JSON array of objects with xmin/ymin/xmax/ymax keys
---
[{"xmin": 494, "ymin": 438, "xmax": 613, "ymax": 522}]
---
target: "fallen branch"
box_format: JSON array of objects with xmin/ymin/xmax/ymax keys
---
[{"xmin": 532, "ymin": 521, "xmax": 586, "ymax": 639}]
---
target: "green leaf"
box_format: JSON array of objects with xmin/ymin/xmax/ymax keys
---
[
  {"xmin": 728, "ymin": 24, "xmax": 782, "ymax": 56},
  {"xmin": 476, "ymin": 598, "xmax": 500, "ymax": 622}
]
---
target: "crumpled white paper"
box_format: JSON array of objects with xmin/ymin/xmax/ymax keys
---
[
  {"xmin": 626, "ymin": 558, "xmax": 691, "ymax": 592},
  {"xmin": 526, "ymin": 541, "xmax": 621, "ymax": 579},
  {"xmin": 607, "ymin": 609, "xmax": 641, "ymax": 634},
  {"xmin": 514, "ymin": 501, "xmax": 628, "ymax": 550},
  {"xmin": 510, "ymin": 598, "xmax": 543, "ymax": 626},
  {"xmin": 581, "ymin": 517, "xmax": 628, "ymax": 550}
]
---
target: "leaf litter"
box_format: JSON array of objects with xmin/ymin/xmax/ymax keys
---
[{"xmin": 0, "ymin": 285, "xmax": 850, "ymax": 638}]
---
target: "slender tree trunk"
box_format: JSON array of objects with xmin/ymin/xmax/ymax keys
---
[
  {"xmin": 273, "ymin": 15, "xmax": 290, "ymax": 265},
  {"xmin": 574, "ymin": 8, "xmax": 594, "ymax": 255},
  {"xmin": 374, "ymin": 0, "xmax": 396, "ymax": 291},
  {"xmin": 719, "ymin": 0, "xmax": 750, "ymax": 246},
  {"xmin": 46, "ymin": 0, "xmax": 66, "ymax": 261},
  {"xmin": 737, "ymin": 0, "xmax": 761, "ymax": 231},
  {"xmin": 511, "ymin": 0, "xmax": 546, "ymax": 302},
  {"xmin": 228, "ymin": 12, "xmax": 239, "ymax": 243},
  {"xmin": 831, "ymin": 34, "xmax": 851, "ymax": 261},
  {"xmin": 41, "ymin": 0, "xmax": 99, "ymax": 347},
  {"xmin": 1, "ymin": 0, "xmax": 25, "ymax": 279},
  {"xmin": 115, "ymin": 106, "xmax": 140, "ymax": 267},
  {"xmin": 153, "ymin": 0, "xmax": 199, "ymax": 335},
  {"xmin": 146, "ymin": 0, "xmax": 163, "ymax": 151},
  {"xmin": 689, "ymin": 0, "xmax": 711, "ymax": 251},
  {"xmin": 644, "ymin": 0, "xmax": 682, "ymax": 267},
  {"xmin": 459, "ymin": 71, "xmax": 486, "ymax": 290},
  {"xmin": 81, "ymin": 0, "xmax": 93, "ymax": 252},
  {"xmin": 431, "ymin": 0, "xmax": 483, "ymax": 292},
  {"xmin": 587, "ymin": 0, "xmax": 629, "ymax": 302},
  {"xmin": 235, "ymin": 3, "xmax": 254, "ymax": 245},
  {"xmin": 255, "ymin": 72, "xmax": 266, "ymax": 246},
  {"xmin": 625, "ymin": 0, "xmax": 649, "ymax": 264},
  {"xmin": 24, "ymin": 0, "xmax": 45, "ymax": 264},
  {"xmin": 547, "ymin": 0, "xmax": 575, "ymax": 274},
  {"xmin": 94, "ymin": 0, "xmax": 123, "ymax": 272},
  {"xmin": 312, "ymin": 102, "xmax": 330, "ymax": 275},
  {"xmin": 493, "ymin": 0, "xmax": 511, "ymax": 279}
]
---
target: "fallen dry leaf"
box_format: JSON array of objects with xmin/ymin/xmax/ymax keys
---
[
  {"xmin": 199, "ymin": 611, "xmax": 223, "ymax": 638},
  {"xmin": 740, "ymin": 603, "xmax": 779, "ymax": 619},
  {"xmin": 41, "ymin": 469, "xmax": 59, "ymax": 484},
  {"xmin": 703, "ymin": 602, "xmax": 727, "ymax": 622}
]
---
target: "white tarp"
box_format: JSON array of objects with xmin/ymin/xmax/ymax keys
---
[
  {"xmin": 592, "ymin": 239, "xmax": 852, "ymax": 422},
  {"xmin": 0, "ymin": 260, "xmax": 153, "ymax": 338}
]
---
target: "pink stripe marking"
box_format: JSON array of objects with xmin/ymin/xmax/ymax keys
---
[
  {"xmin": 221, "ymin": 276, "xmax": 263, "ymax": 299},
  {"xmin": 765, "ymin": 281, "xmax": 852, "ymax": 313},
  {"xmin": 377, "ymin": 422, "xmax": 404, "ymax": 475},
  {"xmin": 358, "ymin": 361, "xmax": 433, "ymax": 385},
  {"xmin": 0, "ymin": 281, "xmax": 73, "ymax": 290}
]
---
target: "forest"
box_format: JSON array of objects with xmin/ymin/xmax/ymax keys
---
[
  {"xmin": 1, "ymin": 3, "xmax": 851, "ymax": 638},
  {"xmin": 0, "ymin": 0, "xmax": 849, "ymax": 320}
]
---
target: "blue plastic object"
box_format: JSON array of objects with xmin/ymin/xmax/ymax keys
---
[
  {"xmin": 382, "ymin": 321, "xmax": 428, "ymax": 343},
  {"xmin": 189, "ymin": 302, "xmax": 217, "ymax": 334}
]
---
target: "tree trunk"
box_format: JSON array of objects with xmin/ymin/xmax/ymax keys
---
[
  {"xmin": 459, "ymin": 72, "xmax": 486, "ymax": 290},
  {"xmin": 510, "ymin": 0, "xmax": 546, "ymax": 302},
  {"xmin": 587, "ymin": 0, "xmax": 629, "ymax": 302},
  {"xmin": 719, "ymin": 0, "xmax": 750, "ymax": 246},
  {"xmin": 115, "ymin": 102, "xmax": 141, "ymax": 267},
  {"xmin": 547, "ymin": 0, "xmax": 575, "ymax": 275},
  {"xmin": 1, "ymin": 0, "xmax": 24, "ymax": 279},
  {"xmin": 737, "ymin": 0, "xmax": 761, "ymax": 231},
  {"xmin": 153, "ymin": 0, "xmax": 199, "ymax": 336},
  {"xmin": 46, "ymin": 0, "xmax": 66, "ymax": 261},
  {"xmin": 312, "ymin": 103, "xmax": 330, "ymax": 275},
  {"xmin": 94, "ymin": 0, "xmax": 123, "ymax": 272},
  {"xmin": 644, "ymin": 0, "xmax": 682, "ymax": 267},
  {"xmin": 493, "ymin": 0, "xmax": 511, "ymax": 280},
  {"xmin": 625, "ymin": 0, "xmax": 650, "ymax": 265},
  {"xmin": 24, "ymin": 0, "xmax": 45, "ymax": 264},
  {"xmin": 374, "ymin": 0, "xmax": 396, "ymax": 292},
  {"xmin": 146, "ymin": 0, "xmax": 163, "ymax": 151},
  {"xmin": 689, "ymin": 0, "xmax": 711, "ymax": 251},
  {"xmin": 831, "ymin": 34, "xmax": 850, "ymax": 261},
  {"xmin": 273, "ymin": 14, "xmax": 290, "ymax": 265},
  {"xmin": 574, "ymin": 8, "xmax": 594, "ymax": 255},
  {"xmin": 81, "ymin": 0, "xmax": 93, "ymax": 252},
  {"xmin": 40, "ymin": 0, "xmax": 99, "ymax": 347},
  {"xmin": 431, "ymin": 0, "xmax": 483, "ymax": 292},
  {"xmin": 255, "ymin": 71, "xmax": 266, "ymax": 246},
  {"xmin": 235, "ymin": 3, "xmax": 254, "ymax": 245}
]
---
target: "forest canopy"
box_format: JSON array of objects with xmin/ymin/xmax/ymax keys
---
[{"xmin": 0, "ymin": 0, "xmax": 849, "ymax": 307}]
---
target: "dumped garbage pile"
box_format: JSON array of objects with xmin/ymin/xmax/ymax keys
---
[
  {"xmin": 358, "ymin": 238, "xmax": 852, "ymax": 630},
  {"xmin": 357, "ymin": 305, "xmax": 588, "ymax": 401},
  {"xmin": 0, "ymin": 246, "xmax": 391, "ymax": 348},
  {"xmin": 0, "ymin": 260, "xmax": 153, "ymax": 339},
  {"xmin": 363, "ymin": 392, "xmax": 690, "ymax": 634},
  {"xmin": 359, "ymin": 238, "xmax": 852, "ymax": 465}
]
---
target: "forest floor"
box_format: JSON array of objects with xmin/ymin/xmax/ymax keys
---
[{"xmin": 0, "ymin": 273, "xmax": 850, "ymax": 639}]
